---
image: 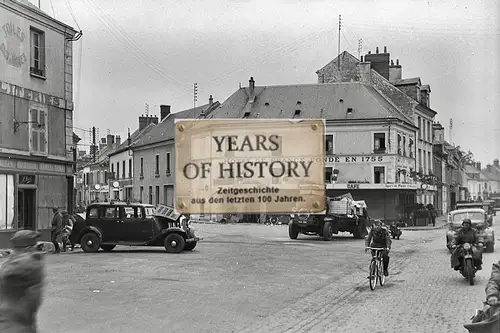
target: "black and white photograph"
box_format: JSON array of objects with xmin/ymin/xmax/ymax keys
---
[{"xmin": 0, "ymin": 0, "xmax": 499, "ymax": 332}]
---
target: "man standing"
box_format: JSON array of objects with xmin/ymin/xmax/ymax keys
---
[
  {"xmin": 0, "ymin": 230, "xmax": 46, "ymax": 332},
  {"xmin": 50, "ymin": 207, "xmax": 62, "ymax": 254}
]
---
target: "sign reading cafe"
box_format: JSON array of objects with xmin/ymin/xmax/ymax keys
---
[
  {"xmin": 1, "ymin": 22, "xmax": 27, "ymax": 68},
  {"xmin": 174, "ymin": 119, "xmax": 326, "ymax": 214}
]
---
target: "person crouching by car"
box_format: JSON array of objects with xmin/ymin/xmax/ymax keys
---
[{"xmin": 61, "ymin": 211, "xmax": 75, "ymax": 252}]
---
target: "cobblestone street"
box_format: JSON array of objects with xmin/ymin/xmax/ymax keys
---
[{"xmin": 28, "ymin": 217, "xmax": 497, "ymax": 333}]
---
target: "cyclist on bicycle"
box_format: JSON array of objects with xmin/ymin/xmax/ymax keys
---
[{"xmin": 365, "ymin": 219, "xmax": 392, "ymax": 276}]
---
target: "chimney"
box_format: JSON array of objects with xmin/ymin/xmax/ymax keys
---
[
  {"xmin": 115, "ymin": 135, "xmax": 121, "ymax": 146},
  {"xmin": 358, "ymin": 56, "xmax": 371, "ymax": 83},
  {"xmin": 364, "ymin": 47, "xmax": 390, "ymax": 80},
  {"xmin": 476, "ymin": 162, "xmax": 482, "ymax": 171},
  {"xmin": 106, "ymin": 134, "xmax": 114, "ymax": 149},
  {"xmin": 376, "ymin": 47, "xmax": 379, "ymax": 53},
  {"xmin": 127, "ymin": 128, "xmax": 131, "ymax": 146},
  {"xmin": 139, "ymin": 114, "xmax": 159, "ymax": 131},
  {"xmin": 420, "ymin": 85, "xmax": 431, "ymax": 108},
  {"xmin": 249, "ymin": 77, "xmax": 255, "ymax": 103},
  {"xmin": 487, "ymin": 165, "xmax": 492, "ymax": 173},
  {"xmin": 432, "ymin": 122, "xmax": 444, "ymax": 144},
  {"xmin": 389, "ymin": 58, "xmax": 402, "ymax": 82},
  {"xmin": 495, "ymin": 159, "xmax": 500, "ymax": 167},
  {"xmin": 209, "ymin": 95, "xmax": 213, "ymax": 105},
  {"xmin": 160, "ymin": 105, "xmax": 171, "ymax": 121},
  {"xmin": 384, "ymin": 46, "xmax": 387, "ymax": 53}
]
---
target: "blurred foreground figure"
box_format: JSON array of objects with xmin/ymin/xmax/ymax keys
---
[{"xmin": 0, "ymin": 230, "xmax": 46, "ymax": 333}]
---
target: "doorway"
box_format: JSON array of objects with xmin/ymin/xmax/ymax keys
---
[{"xmin": 18, "ymin": 189, "xmax": 36, "ymax": 230}]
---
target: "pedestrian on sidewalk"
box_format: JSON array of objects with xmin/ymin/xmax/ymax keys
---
[
  {"xmin": 50, "ymin": 207, "xmax": 62, "ymax": 253},
  {"xmin": 426, "ymin": 204, "xmax": 437, "ymax": 227},
  {"xmin": 61, "ymin": 211, "xmax": 75, "ymax": 252},
  {"xmin": 0, "ymin": 230, "xmax": 46, "ymax": 332}
]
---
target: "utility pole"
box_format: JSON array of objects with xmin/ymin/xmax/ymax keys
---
[
  {"xmin": 337, "ymin": 15, "xmax": 341, "ymax": 68},
  {"xmin": 358, "ymin": 38, "xmax": 363, "ymax": 60},
  {"xmin": 193, "ymin": 83, "xmax": 198, "ymax": 118},
  {"xmin": 91, "ymin": 126, "xmax": 96, "ymax": 162}
]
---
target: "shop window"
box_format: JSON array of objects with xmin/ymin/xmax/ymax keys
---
[
  {"xmin": 30, "ymin": 27, "xmax": 45, "ymax": 77},
  {"xmin": 374, "ymin": 167, "xmax": 385, "ymax": 184},
  {"xmin": 373, "ymin": 133, "xmax": 386, "ymax": 153},
  {"xmin": 325, "ymin": 135, "xmax": 334, "ymax": 155},
  {"xmin": 325, "ymin": 167, "xmax": 333, "ymax": 184},
  {"xmin": 29, "ymin": 104, "xmax": 48, "ymax": 155},
  {"xmin": 0, "ymin": 175, "xmax": 15, "ymax": 230}
]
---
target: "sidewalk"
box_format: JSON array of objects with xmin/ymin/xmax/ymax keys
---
[{"xmin": 400, "ymin": 216, "xmax": 448, "ymax": 231}]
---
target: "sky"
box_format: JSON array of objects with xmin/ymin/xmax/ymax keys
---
[{"xmin": 31, "ymin": 0, "xmax": 500, "ymax": 165}]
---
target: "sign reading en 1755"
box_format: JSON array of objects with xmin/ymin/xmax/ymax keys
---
[{"xmin": 174, "ymin": 119, "xmax": 325, "ymax": 214}]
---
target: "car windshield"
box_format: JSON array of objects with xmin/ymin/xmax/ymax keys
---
[
  {"xmin": 145, "ymin": 207, "xmax": 156, "ymax": 218},
  {"xmin": 452, "ymin": 212, "xmax": 485, "ymax": 225}
]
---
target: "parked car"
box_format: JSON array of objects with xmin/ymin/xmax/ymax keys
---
[
  {"xmin": 446, "ymin": 208, "xmax": 494, "ymax": 252},
  {"xmin": 70, "ymin": 202, "xmax": 201, "ymax": 253}
]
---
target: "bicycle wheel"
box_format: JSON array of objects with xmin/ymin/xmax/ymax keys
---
[
  {"xmin": 369, "ymin": 259, "xmax": 377, "ymax": 291},
  {"xmin": 378, "ymin": 259, "xmax": 386, "ymax": 286}
]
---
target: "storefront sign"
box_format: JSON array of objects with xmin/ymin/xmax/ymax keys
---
[
  {"xmin": 17, "ymin": 161, "xmax": 37, "ymax": 170},
  {"xmin": 39, "ymin": 163, "xmax": 65, "ymax": 173},
  {"xmin": 175, "ymin": 119, "xmax": 325, "ymax": 214},
  {"xmin": 19, "ymin": 174, "xmax": 36, "ymax": 185},
  {"xmin": 0, "ymin": 80, "xmax": 63, "ymax": 109},
  {"xmin": 0, "ymin": 158, "xmax": 16, "ymax": 169},
  {"xmin": 327, "ymin": 183, "xmax": 418, "ymax": 190},
  {"xmin": 325, "ymin": 155, "xmax": 386, "ymax": 163},
  {"xmin": 1, "ymin": 22, "xmax": 27, "ymax": 68}
]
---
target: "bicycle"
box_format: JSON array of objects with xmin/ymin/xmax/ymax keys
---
[{"xmin": 366, "ymin": 247, "xmax": 388, "ymax": 290}]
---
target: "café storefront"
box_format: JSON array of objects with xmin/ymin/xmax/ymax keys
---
[{"xmin": 0, "ymin": 157, "xmax": 73, "ymax": 247}]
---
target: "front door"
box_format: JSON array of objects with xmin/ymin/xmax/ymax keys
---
[
  {"xmin": 118, "ymin": 206, "xmax": 153, "ymax": 242},
  {"xmin": 17, "ymin": 189, "xmax": 36, "ymax": 230}
]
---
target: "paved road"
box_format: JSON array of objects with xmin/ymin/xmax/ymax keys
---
[{"xmin": 32, "ymin": 218, "xmax": 497, "ymax": 333}]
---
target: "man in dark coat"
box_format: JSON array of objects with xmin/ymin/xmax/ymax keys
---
[
  {"xmin": 365, "ymin": 220, "xmax": 392, "ymax": 276},
  {"xmin": 450, "ymin": 218, "xmax": 484, "ymax": 270},
  {"xmin": 0, "ymin": 230, "xmax": 46, "ymax": 333},
  {"xmin": 51, "ymin": 207, "xmax": 62, "ymax": 253}
]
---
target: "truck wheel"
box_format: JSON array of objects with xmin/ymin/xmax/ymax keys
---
[
  {"xmin": 164, "ymin": 233, "xmax": 185, "ymax": 253},
  {"xmin": 323, "ymin": 222, "xmax": 333, "ymax": 241},
  {"xmin": 80, "ymin": 232, "xmax": 101, "ymax": 253},
  {"xmin": 288, "ymin": 222, "xmax": 299, "ymax": 239}
]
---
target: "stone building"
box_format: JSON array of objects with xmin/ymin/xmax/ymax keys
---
[
  {"xmin": 0, "ymin": 0, "xmax": 79, "ymax": 246},
  {"xmin": 316, "ymin": 48, "xmax": 438, "ymax": 210}
]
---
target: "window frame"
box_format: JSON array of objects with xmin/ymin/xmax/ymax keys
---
[
  {"xmin": 325, "ymin": 134, "xmax": 334, "ymax": 155},
  {"xmin": 140, "ymin": 157, "xmax": 144, "ymax": 177},
  {"xmin": 373, "ymin": 133, "xmax": 386, "ymax": 153},
  {"xmin": 29, "ymin": 27, "xmax": 45, "ymax": 77},
  {"xmin": 28, "ymin": 103, "xmax": 48, "ymax": 155},
  {"xmin": 165, "ymin": 152, "xmax": 171, "ymax": 175},
  {"xmin": 373, "ymin": 166, "xmax": 386, "ymax": 184},
  {"xmin": 155, "ymin": 154, "xmax": 160, "ymax": 175}
]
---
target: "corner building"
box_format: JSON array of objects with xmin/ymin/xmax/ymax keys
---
[{"xmin": 0, "ymin": 0, "xmax": 78, "ymax": 246}]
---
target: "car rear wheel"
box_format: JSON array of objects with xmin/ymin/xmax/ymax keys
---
[
  {"xmin": 164, "ymin": 233, "xmax": 185, "ymax": 253},
  {"xmin": 288, "ymin": 222, "xmax": 299, "ymax": 239},
  {"xmin": 101, "ymin": 245, "xmax": 116, "ymax": 252},
  {"xmin": 80, "ymin": 232, "xmax": 100, "ymax": 253},
  {"xmin": 184, "ymin": 241, "xmax": 197, "ymax": 251}
]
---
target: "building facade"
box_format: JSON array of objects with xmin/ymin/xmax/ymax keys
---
[
  {"xmin": 316, "ymin": 48, "xmax": 438, "ymax": 211},
  {"xmin": 212, "ymin": 78, "xmax": 418, "ymax": 222},
  {"xmin": 0, "ymin": 0, "xmax": 78, "ymax": 245},
  {"xmin": 132, "ymin": 99, "xmax": 220, "ymax": 207},
  {"xmin": 107, "ymin": 114, "xmax": 157, "ymax": 201}
]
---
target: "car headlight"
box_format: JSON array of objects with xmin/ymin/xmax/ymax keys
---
[{"xmin": 463, "ymin": 243, "xmax": 472, "ymax": 250}]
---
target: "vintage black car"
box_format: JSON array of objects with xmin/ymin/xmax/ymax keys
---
[{"xmin": 70, "ymin": 202, "xmax": 201, "ymax": 253}]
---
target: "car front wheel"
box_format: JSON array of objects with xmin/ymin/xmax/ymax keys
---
[
  {"xmin": 164, "ymin": 233, "xmax": 185, "ymax": 253},
  {"xmin": 184, "ymin": 241, "xmax": 197, "ymax": 251},
  {"xmin": 80, "ymin": 232, "xmax": 101, "ymax": 253}
]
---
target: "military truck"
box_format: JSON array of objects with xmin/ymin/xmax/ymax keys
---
[{"xmin": 288, "ymin": 193, "xmax": 369, "ymax": 241}]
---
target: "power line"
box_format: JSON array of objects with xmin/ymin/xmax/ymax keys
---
[
  {"xmin": 49, "ymin": 0, "xmax": 56, "ymax": 18},
  {"xmin": 64, "ymin": 0, "xmax": 81, "ymax": 30}
]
